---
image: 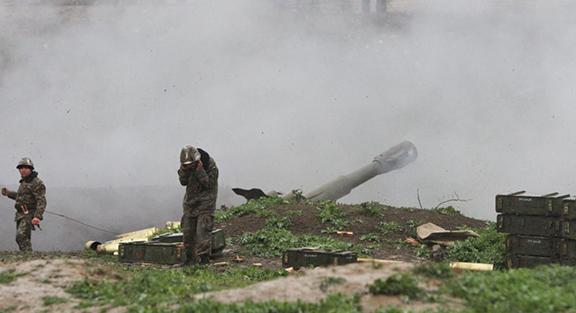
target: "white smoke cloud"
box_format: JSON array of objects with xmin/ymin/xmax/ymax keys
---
[{"xmin": 1, "ymin": 0, "xmax": 575, "ymax": 250}]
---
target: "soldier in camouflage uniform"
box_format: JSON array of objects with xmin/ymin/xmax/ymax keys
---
[
  {"xmin": 177, "ymin": 145, "xmax": 219, "ymax": 266},
  {"xmin": 1, "ymin": 157, "xmax": 47, "ymax": 252}
]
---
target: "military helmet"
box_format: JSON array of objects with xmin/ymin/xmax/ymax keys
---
[
  {"xmin": 16, "ymin": 157, "xmax": 34, "ymax": 169},
  {"xmin": 180, "ymin": 145, "xmax": 201, "ymax": 165}
]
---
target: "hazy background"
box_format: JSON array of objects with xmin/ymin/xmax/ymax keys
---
[{"xmin": 1, "ymin": 0, "xmax": 575, "ymax": 251}]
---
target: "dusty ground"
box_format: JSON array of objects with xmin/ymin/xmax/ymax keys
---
[
  {"xmin": 0, "ymin": 257, "xmax": 124, "ymax": 313},
  {"xmin": 196, "ymin": 261, "xmax": 464, "ymax": 312}
]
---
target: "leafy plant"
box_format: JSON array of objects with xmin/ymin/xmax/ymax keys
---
[
  {"xmin": 431, "ymin": 206, "xmax": 462, "ymax": 216},
  {"xmin": 360, "ymin": 233, "xmax": 381, "ymax": 243},
  {"xmin": 319, "ymin": 277, "xmax": 347, "ymax": 293},
  {"xmin": 215, "ymin": 197, "xmax": 291, "ymax": 222},
  {"xmin": 239, "ymin": 229, "xmax": 373, "ymax": 258},
  {"xmin": 413, "ymin": 262, "xmax": 453, "ymax": 279},
  {"xmin": 414, "ymin": 244, "xmax": 431, "ymax": 258},
  {"xmin": 376, "ymin": 221, "xmax": 403, "ymax": 235},
  {"xmin": 446, "ymin": 222, "xmax": 506, "ymax": 268},
  {"xmin": 265, "ymin": 216, "xmax": 293, "ymax": 229},
  {"xmin": 368, "ymin": 274, "xmax": 424, "ymax": 300},
  {"xmin": 355, "ymin": 202, "xmax": 385, "ymax": 218},
  {"xmin": 316, "ymin": 201, "xmax": 350, "ymax": 230}
]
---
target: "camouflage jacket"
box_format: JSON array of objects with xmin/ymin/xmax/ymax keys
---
[
  {"xmin": 178, "ymin": 149, "xmax": 219, "ymax": 217},
  {"xmin": 7, "ymin": 171, "xmax": 47, "ymax": 222}
]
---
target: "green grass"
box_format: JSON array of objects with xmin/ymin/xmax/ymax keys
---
[
  {"xmin": 67, "ymin": 265, "xmax": 287, "ymax": 310},
  {"xmin": 215, "ymin": 197, "xmax": 292, "ymax": 222},
  {"xmin": 445, "ymin": 265, "xmax": 576, "ymax": 313},
  {"xmin": 239, "ymin": 228, "xmax": 376, "ymax": 258},
  {"xmin": 0, "ymin": 269, "xmax": 27, "ymax": 284},
  {"xmin": 376, "ymin": 221, "xmax": 403, "ymax": 235},
  {"xmin": 42, "ymin": 296, "xmax": 69, "ymax": 306},
  {"xmin": 431, "ymin": 206, "xmax": 462, "ymax": 216},
  {"xmin": 446, "ymin": 222, "xmax": 506, "ymax": 268}
]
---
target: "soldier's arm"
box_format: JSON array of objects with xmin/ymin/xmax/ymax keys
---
[
  {"xmin": 7, "ymin": 190, "xmax": 17, "ymax": 200},
  {"xmin": 178, "ymin": 168, "xmax": 191, "ymax": 186},
  {"xmin": 31, "ymin": 182, "xmax": 46, "ymax": 220},
  {"xmin": 195, "ymin": 160, "xmax": 219, "ymax": 189}
]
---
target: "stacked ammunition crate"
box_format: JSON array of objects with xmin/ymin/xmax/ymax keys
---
[{"xmin": 496, "ymin": 191, "xmax": 576, "ymax": 268}]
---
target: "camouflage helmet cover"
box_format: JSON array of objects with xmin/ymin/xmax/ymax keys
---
[
  {"xmin": 16, "ymin": 157, "xmax": 34, "ymax": 169},
  {"xmin": 180, "ymin": 145, "xmax": 201, "ymax": 165}
]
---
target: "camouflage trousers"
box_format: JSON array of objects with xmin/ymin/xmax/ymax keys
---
[
  {"xmin": 181, "ymin": 213, "xmax": 214, "ymax": 264},
  {"xmin": 16, "ymin": 217, "xmax": 33, "ymax": 252}
]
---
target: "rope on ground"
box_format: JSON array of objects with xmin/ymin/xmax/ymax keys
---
[{"xmin": 44, "ymin": 210, "xmax": 120, "ymax": 236}]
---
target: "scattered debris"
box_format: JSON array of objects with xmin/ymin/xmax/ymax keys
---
[
  {"xmin": 232, "ymin": 255, "xmax": 246, "ymax": 263},
  {"xmin": 337, "ymin": 231, "xmax": 354, "ymax": 237},
  {"xmin": 416, "ymin": 222, "xmax": 478, "ymax": 246}
]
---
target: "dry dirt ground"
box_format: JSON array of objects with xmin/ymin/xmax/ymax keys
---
[{"xmin": 0, "ymin": 257, "xmax": 125, "ymax": 313}]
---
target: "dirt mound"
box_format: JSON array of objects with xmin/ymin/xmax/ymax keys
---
[{"xmin": 214, "ymin": 202, "xmax": 488, "ymax": 268}]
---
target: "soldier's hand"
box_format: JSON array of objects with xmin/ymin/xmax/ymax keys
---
[
  {"xmin": 32, "ymin": 217, "xmax": 40, "ymax": 225},
  {"xmin": 195, "ymin": 160, "xmax": 203, "ymax": 171},
  {"xmin": 1, "ymin": 187, "xmax": 8, "ymax": 196}
]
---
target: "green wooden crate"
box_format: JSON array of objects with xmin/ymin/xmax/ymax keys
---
[
  {"xmin": 119, "ymin": 242, "xmax": 185, "ymax": 264},
  {"xmin": 561, "ymin": 198, "xmax": 576, "ymax": 220},
  {"xmin": 506, "ymin": 254, "xmax": 559, "ymax": 269},
  {"xmin": 497, "ymin": 214, "xmax": 561, "ymax": 237},
  {"xmin": 495, "ymin": 192, "xmax": 568, "ymax": 216},
  {"xmin": 282, "ymin": 248, "xmax": 357, "ymax": 270},
  {"xmin": 149, "ymin": 228, "xmax": 226, "ymax": 255},
  {"xmin": 506, "ymin": 235, "xmax": 560, "ymax": 257}
]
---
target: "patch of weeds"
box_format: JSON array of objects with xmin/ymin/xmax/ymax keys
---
[
  {"xmin": 0, "ymin": 269, "xmax": 27, "ymax": 284},
  {"xmin": 382, "ymin": 238, "xmax": 407, "ymax": 250},
  {"xmin": 446, "ymin": 222, "xmax": 506, "ymax": 268},
  {"xmin": 431, "ymin": 206, "xmax": 462, "ymax": 216},
  {"xmin": 215, "ymin": 197, "xmax": 292, "ymax": 222},
  {"xmin": 354, "ymin": 218, "xmax": 366, "ymax": 224},
  {"xmin": 316, "ymin": 201, "xmax": 350, "ymax": 230},
  {"xmin": 413, "ymin": 262, "xmax": 453, "ymax": 279},
  {"xmin": 360, "ymin": 233, "xmax": 381, "ymax": 243},
  {"xmin": 285, "ymin": 209, "xmax": 304, "ymax": 216},
  {"xmin": 356, "ymin": 201, "xmax": 385, "ymax": 218},
  {"xmin": 38, "ymin": 278, "xmax": 52, "ymax": 284},
  {"xmin": 43, "ymin": 296, "xmax": 69, "ymax": 306},
  {"xmin": 445, "ymin": 264, "xmax": 576, "ymax": 313},
  {"xmin": 240, "ymin": 228, "xmax": 372, "ymax": 258},
  {"xmin": 320, "ymin": 277, "xmax": 347, "ymax": 293},
  {"xmin": 405, "ymin": 219, "xmax": 426, "ymax": 237},
  {"xmin": 376, "ymin": 221, "xmax": 403, "ymax": 235},
  {"xmin": 321, "ymin": 227, "xmax": 339, "ymax": 234},
  {"xmin": 414, "ymin": 244, "xmax": 431, "ymax": 258},
  {"xmin": 67, "ymin": 266, "xmax": 288, "ymax": 310},
  {"xmin": 0, "ymin": 306, "xmax": 17, "ymax": 313},
  {"xmin": 368, "ymin": 274, "xmax": 424, "ymax": 301},
  {"xmin": 264, "ymin": 216, "xmax": 292, "ymax": 229},
  {"xmin": 89, "ymin": 267, "xmax": 108, "ymax": 276}
]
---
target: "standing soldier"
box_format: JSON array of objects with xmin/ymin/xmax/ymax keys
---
[
  {"xmin": 177, "ymin": 145, "xmax": 219, "ymax": 266},
  {"xmin": 1, "ymin": 157, "xmax": 47, "ymax": 252}
]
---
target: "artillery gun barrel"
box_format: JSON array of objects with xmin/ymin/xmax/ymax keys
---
[{"xmin": 283, "ymin": 141, "xmax": 418, "ymax": 201}]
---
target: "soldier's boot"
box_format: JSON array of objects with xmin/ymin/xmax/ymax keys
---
[{"xmin": 199, "ymin": 254, "xmax": 210, "ymax": 265}]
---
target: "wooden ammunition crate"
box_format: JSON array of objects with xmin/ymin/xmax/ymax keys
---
[
  {"xmin": 497, "ymin": 214, "xmax": 561, "ymax": 237},
  {"xmin": 561, "ymin": 198, "xmax": 576, "ymax": 220},
  {"xmin": 149, "ymin": 229, "xmax": 226, "ymax": 255},
  {"xmin": 282, "ymin": 248, "xmax": 357, "ymax": 270},
  {"xmin": 562, "ymin": 220, "xmax": 576, "ymax": 240},
  {"xmin": 118, "ymin": 242, "xmax": 185, "ymax": 264},
  {"xmin": 506, "ymin": 235, "xmax": 560, "ymax": 257},
  {"xmin": 506, "ymin": 254, "xmax": 559, "ymax": 269},
  {"xmin": 559, "ymin": 239, "xmax": 576, "ymax": 260},
  {"xmin": 495, "ymin": 192, "xmax": 568, "ymax": 217}
]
